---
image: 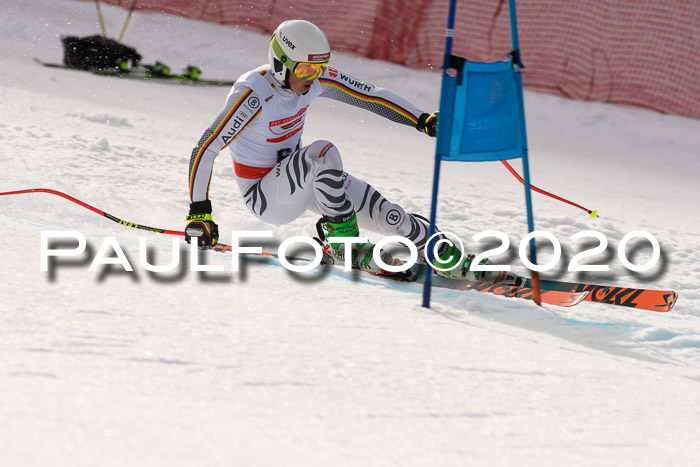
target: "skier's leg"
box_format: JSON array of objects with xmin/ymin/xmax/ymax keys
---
[
  {"xmin": 343, "ymin": 173, "xmax": 431, "ymax": 251},
  {"xmin": 237, "ymin": 141, "xmax": 392, "ymax": 272},
  {"xmin": 236, "ymin": 140, "xmax": 353, "ymax": 225},
  {"xmin": 343, "ymin": 173, "xmax": 522, "ymax": 285}
]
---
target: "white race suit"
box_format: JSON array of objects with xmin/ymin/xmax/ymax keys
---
[{"xmin": 188, "ymin": 65, "xmax": 432, "ymax": 249}]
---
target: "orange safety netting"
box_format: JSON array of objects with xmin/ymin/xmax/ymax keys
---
[{"xmin": 81, "ymin": 0, "xmax": 700, "ymax": 119}]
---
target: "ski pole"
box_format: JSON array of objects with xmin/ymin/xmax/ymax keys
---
[
  {"xmin": 0, "ymin": 188, "xmax": 304, "ymax": 262},
  {"xmin": 0, "ymin": 188, "xmax": 184, "ymax": 236},
  {"xmin": 95, "ymin": 0, "xmax": 108, "ymax": 38},
  {"xmin": 500, "ymin": 160, "xmax": 599, "ymax": 218},
  {"xmin": 118, "ymin": 0, "xmax": 139, "ymax": 43}
]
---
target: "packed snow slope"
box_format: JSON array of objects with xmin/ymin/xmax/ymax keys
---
[{"xmin": 2, "ymin": 2, "xmax": 700, "ymax": 466}]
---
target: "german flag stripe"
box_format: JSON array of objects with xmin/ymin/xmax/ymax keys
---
[
  {"xmin": 189, "ymin": 88, "xmax": 254, "ymax": 199},
  {"xmin": 318, "ymin": 78, "xmax": 418, "ymax": 124}
]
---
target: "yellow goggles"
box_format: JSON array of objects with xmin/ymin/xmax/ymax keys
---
[
  {"xmin": 292, "ymin": 61, "xmax": 328, "ymax": 80},
  {"xmin": 270, "ymin": 35, "xmax": 329, "ymax": 81}
]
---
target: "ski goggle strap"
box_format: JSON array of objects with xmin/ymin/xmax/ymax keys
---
[{"xmin": 270, "ymin": 35, "xmax": 329, "ymax": 80}]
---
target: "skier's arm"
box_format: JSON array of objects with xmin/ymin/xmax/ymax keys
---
[
  {"xmin": 189, "ymin": 86, "xmax": 262, "ymax": 203},
  {"xmin": 318, "ymin": 69, "xmax": 431, "ymax": 131},
  {"xmin": 186, "ymin": 86, "xmax": 261, "ymax": 248}
]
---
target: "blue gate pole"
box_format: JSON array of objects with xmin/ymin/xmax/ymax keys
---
[
  {"xmin": 508, "ymin": 0, "xmax": 541, "ymax": 304},
  {"xmin": 422, "ymin": 0, "xmax": 459, "ymax": 308}
]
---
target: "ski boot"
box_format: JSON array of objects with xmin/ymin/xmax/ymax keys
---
[
  {"xmin": 315, "ymin": 212, "xmax": 412, "ymax": 279},
  {"xmin": 430, "ymin": 241, "xmax": 524, "ymax": 286}
]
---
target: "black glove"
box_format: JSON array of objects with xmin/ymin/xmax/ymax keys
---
[
  {"xmin": 185, "ymin": 200, "xmax": 219, "ymax": 249},
  {"xmin": 416, "ymin": 111, "xmax": 438, "ymax": 137}
]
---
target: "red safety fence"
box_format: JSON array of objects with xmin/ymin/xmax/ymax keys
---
[{"xmin": 81, "ymin": 0, "xmax": 700, "ymax": 119}]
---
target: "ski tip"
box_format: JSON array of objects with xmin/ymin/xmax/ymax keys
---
[{"xmin": 650, "ymin": 291, "xmax": 678, "ymax": 312}]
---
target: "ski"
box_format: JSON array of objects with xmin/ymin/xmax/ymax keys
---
[
  {"xmin": 429, "ymin": 279, "xmax": 588, "ymax": 307},
  {"xmin": 523, "ymin": 278, "xmax": 678, "ymax": 312},
  {"xmin": 406, "ymin": 265, "xmax": 586, "ymax": 307},
  {"xmin": 34, "ymin": 58, "xmax": 235, "ymax": 86},
  {"xmin": 209, "ymin": 244, "xmax": 587, "ymax": 308},
  {"xmin": 0, "ymin": 188, "xmax": 668, "ymax": 311}
]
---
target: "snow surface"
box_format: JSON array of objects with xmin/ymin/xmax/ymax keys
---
[{"xmin": 2, "ymin": 1, "xmax": 700, "ymax": 466}]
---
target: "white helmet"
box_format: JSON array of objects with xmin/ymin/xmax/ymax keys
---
[{"xmin": 268, "ymin": 20, "xmax": 330, "ymax": 84}]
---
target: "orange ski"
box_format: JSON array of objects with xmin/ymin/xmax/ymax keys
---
[
  {"xmin": 532, "ymin": 280, "xmax": 678, "ymax": 312},
  {"xmin": 452, "ymin": 281, "xmax": 588, "ymax": 307}
]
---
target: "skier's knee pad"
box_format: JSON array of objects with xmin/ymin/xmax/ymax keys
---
[
  {"xmin": 305, "ymin": 140, "xmax": 342, "ymax": 171},
  {"xmin": 357, "ymin": 192, "xmax": 408, "ymax": 236},
  {"xmin": 375, "ymin": 202, "xmax": 430, "ymax": 250},
  {"xmin": 358, "ymin": 198, "xmax": 430, "ymax": 252},
  {"xmin": 378, "ymin": 202, "xmax": 408, "ymax": 234}
]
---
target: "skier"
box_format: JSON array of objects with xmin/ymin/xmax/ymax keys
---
[{"xmin": 185, "ymin": 19, "xmax": 511, "ymax": 282}]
